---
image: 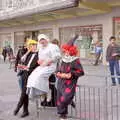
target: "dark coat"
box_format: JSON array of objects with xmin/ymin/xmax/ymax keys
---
[
  {"xmin": 15, "ymin": 47, "xmax": 27, "ymax": 71},
  {"xmin": 2, "ymin": 48, "xmax": 7, "ymax": 57}
]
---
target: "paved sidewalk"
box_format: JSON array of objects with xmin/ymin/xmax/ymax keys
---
[{"xmin": 0, "ymin": 60, "xmax": 110, "ymax": 120}]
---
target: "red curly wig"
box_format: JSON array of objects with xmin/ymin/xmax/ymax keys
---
[{"xmin": 61, "ymin": 44, "xmax": 78, "ymax": 56}]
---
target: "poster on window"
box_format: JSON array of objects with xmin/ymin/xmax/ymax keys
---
[
  {"xmin": 59, "ymin": 25, "xmax": 102, "ymax": 58},
  {"xmin": 113, "ymin": 17, "xmax": 120, "ymax": 45}
]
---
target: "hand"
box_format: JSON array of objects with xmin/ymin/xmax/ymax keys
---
[
  {"xmin": 37, "ymin": 60, "xmax": 44, "ymax": 65},
  {"xmin": 17, "ymin": 64, "xmax": 28, "ymax": 70},
  {"xmin": 66, "ymin": 73, "xmax": 72, "ymax": 79},
  {"xmin": 47, "ymin": 60, "xmax": 52, "ymax": 66},
  {"xmin": 17, "ymin": 64, "xmax": 23, "ymax": 69},
  {"xmin": 23, "ymin": 66, "xmax": 29, "ymax": 71},
  {"xmin": 112, "ymin": 53, "xmax": 118, "ymax": 57},
  {"xmin": 56, "ymin": 72, "xmax": 61, "ymax": 77},
  {"xmin": 56, "ymin": 72, "xmax": 71, "ymax": 79},
  {"xmin": 61, "ymin": 73, "xmax": 71, "ymax": 79}
]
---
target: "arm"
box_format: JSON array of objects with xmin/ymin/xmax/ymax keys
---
[
  {"xmin": 71, "ymin": 59, "xmax": 84, "ymax": 78},
  {"xmin": 21, "ymin": 51, "xmax": 30, "ymax": 62},
  {"xmin": 106, "ymin": 45, "xmax": 111, "ymax": 61},
  {"xmin": 14, "ymin": 50, "xmax": 20, "ymax": 72}
]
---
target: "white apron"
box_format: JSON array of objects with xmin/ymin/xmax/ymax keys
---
[{"xmin": 27, "ymin": 43, "xmax": 61, "ymax": 98}]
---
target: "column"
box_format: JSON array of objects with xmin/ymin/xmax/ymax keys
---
[
  {"xmin": 102, "ymin": 17, "xmax": 112, "ymax": 65},
  {"xmin": 53, "ymin": 24, "xmax": 59, "ymax": 40},
  {"xmin": 11, "ymin": 32, "xmax": 15, "ymax": 53}
]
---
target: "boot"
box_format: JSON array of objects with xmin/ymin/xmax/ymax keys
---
[
  {"xmin": 71, "ymin": 101, "xmax": 76, "ymax": 108},
  {"xmin": 21, "ymin": 95, "xmax": 29, "ymax": 118},
  {"xmin": 21, "ymin": 111, "xmax": 29, "ymax": 118},
  {"xmin": 13, "ymin": 106, "xmax": 20, "ymax": 115},
  {"xmin": 41, "ymin": 96, "xmax": 47, "ymax": 106}
]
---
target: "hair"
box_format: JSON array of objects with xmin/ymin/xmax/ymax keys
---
[
  {"xmin": 109, "ymin": 36, "xmax": 116, "ymax": 41},
  {"xmin": 51, "ymin": 39, "xmax": 59, "ymax": 46},
  {"xmin": 61, "ymin": 44, "xmax": 78, "ymax": 56}
]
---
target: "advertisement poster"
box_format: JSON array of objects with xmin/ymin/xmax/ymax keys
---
[{"xmin": 113, "ymin": 17, "xmax": 120, "ymax": 45}]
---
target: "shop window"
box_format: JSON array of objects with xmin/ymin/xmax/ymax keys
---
[
  {"xmin": 59, "ymin": 25, "xmax": 102, "ymax": 58},
  {"xmin": 113, "ymin": 17, "xmax": 120, "ymax": 45}
]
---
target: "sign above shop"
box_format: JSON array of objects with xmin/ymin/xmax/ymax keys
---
[
  {"xmin": 0, "ymin": 0, "xmax": 78, "ymax": 21},
  {"xmin": 113, "ymin": 17, "xmax": 120, "ymax": 45},
  {"xmin": 113, "ymin": 17, "xmax": 120, "ymax": 22}
]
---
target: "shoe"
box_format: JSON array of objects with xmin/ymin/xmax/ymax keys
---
[
  {"xmin": 13, "ymin": 108, "xmax": 19, "ymax": 115},
  {"xmin": 93, "ymin": 64, "xmax": 98, "ymax": 66},
  {"xmin": 46, "ymin": 101, "xmax": 56, "ymax": 107},
  {"xmin": 20, "ymin": 112, "xmax": 29, "ymax": 118},
  {"xmin": 41, "ymin": 101, "xmax": 47, "ymax": 106},
  {"xmin": 71, "ymin": 101, "xmax": 76, "ymax": 108},
  {"xmin": 59, "ymin": 114, "xmax": 67, "ymax": 120}
]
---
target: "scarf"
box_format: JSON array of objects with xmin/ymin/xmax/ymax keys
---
[{"xmin": 62, "ymin": 55, "xmax": 78, "ymax": 63}]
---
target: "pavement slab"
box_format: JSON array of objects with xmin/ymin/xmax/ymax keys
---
[{"xmin": 0, "ymin": 60, "xmax": 110, "ymax": 120}]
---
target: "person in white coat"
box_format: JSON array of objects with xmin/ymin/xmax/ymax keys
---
[{"xmin": 27, "ymin": 34, "xmax": 61, "ymax": 99}]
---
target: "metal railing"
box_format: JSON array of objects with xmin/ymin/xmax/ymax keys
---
[
  {"xmin": 70, "ymin": 75, "xmax": 120, "ymax": 120},
  {"xmin": 35, "ymin": 74, "xmax": 120, "ymax": 120},
  {"xmin": 70, "ymin": 85, "xmax": 120, "ymax": 120}
]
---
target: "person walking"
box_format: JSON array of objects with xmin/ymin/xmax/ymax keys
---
[
  {"xmin": 106, "ymin": 36, "xmax": 120, "ymax": 86},
  {"xmin": 94, "ymin": 41, "xmax": 102, "ymax": 66},
  {"xmin": 2, "ymin": 46, "xmax": 7, "ymax": 62},
  {"xmin": 56, "ymin": 35, "xmax": 84, "ymax": 120},
  {"xmin": 7, "ymin": 45, "xmax": 13, "ymax": 62},
  {"xmin": 13, "ymin": 39, "xmax": 39, "ymax": 118}
]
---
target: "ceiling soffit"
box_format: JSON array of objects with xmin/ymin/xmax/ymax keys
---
[{"xmin": 0, "ymin": 0, "xmax": 120, "ymax": 27}]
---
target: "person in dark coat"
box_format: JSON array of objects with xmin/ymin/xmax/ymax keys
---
[
  {"xmin": 106, "ymin": 36, "xmax": 120, "ymax": 86},
  {"xmin": 13, "ymin": 40, "xmax": 39, "ymax": 118},
  {"xmin": 14, "ymin": 45, "xmax": 27, "ymax": 72},
  {"xmin": 56, "ymin": 35, "xmax": 84, "ymax": 120},
  {"xmin": 14, "ymin": 45, "xmax": 27, "ymax": 90},
  {"xmin": 7, "ymin": 45, "xmax": 13, "ymax": 61},
  {"xmin": 2, "ymin": 47, "xmax": 7, "ymax": 62}
]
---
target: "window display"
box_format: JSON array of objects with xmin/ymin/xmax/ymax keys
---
[
  {"xmin": 113, "ymin": 17, "xmax": 120, "ymax": 45},
  {"xmin": 59, "ymin": 25, "xmax": 102, "ymax": 58}
]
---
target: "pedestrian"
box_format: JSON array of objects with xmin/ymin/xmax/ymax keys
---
[
  {"xmin": 106, "ymin": 36, "xmax": 120, "ymax": 86},
  {"xmin": 94, "ymin": 40, "xmax": 102, "ymax": 66},
  {"xmin": 27, "ymin": 34, "xmax": 61, "ymax": 101},
  {"xmin": 7, "ymin": 45, "xmax": 13, "ymax": 62},
  {"xmin": 56, "ymin": 35, "xmax": 84, "ymax": 120},
  {"xmin": 2, "ymin": 46, "xmax": 7, "ymax": 62},
  {"xmin": 13, "ymin": 39, "xmax": 39, "ymax": 118},
  {"xmin": 14, "ymin": 45, "xmax": 27, "ymax": 90}
]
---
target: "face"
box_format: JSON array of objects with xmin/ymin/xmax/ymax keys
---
[
  {"xmin": 39, "ymin": 39, "xmax": 48, "ymax": 47},
  {"xmin": 110, "ymin": 38, "xmax": 116, "ymax": 45},
  {"xmin": 29, "ymin": 44, "xmax": 37, "ymax": 52},
  {"xmin": 63, "ymin": 50, "xmax": 70, "ymax": 57}
]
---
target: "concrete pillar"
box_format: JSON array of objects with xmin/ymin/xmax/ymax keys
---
[
  {"xmin": 102, "ymin": 17, "xmax": 112, "ymax": 65},
  {"xmin": 53, "ymin": 24, "xmax": 59, "ymax": 40},
  {"xmin": 11, "ymin": 32, "xmax": 15, "ymax": 53}
]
